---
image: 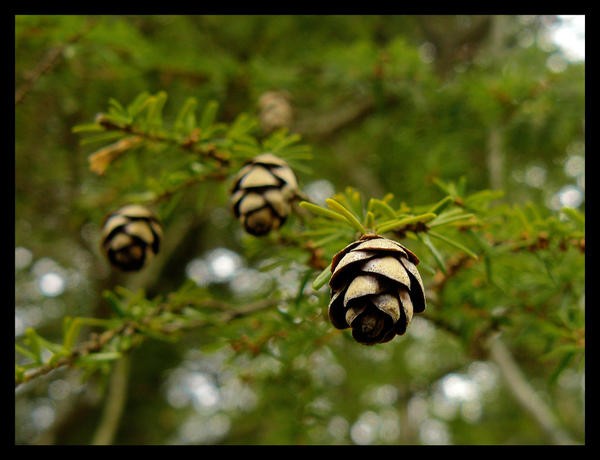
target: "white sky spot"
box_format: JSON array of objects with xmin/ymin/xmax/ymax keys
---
[
  {"xmin": 179, "ymin": 417, "xmax": 204, "ymax": 443},
  {"xmin": 407, "ymin": 316, "xmax": 436, "ymax": 340},
  {"xmin": 327, "ymin": 415, "xmax": 349, "ymax": 441},
  {"xmin": 220, "ymin": 377, "xmax": 258, "ymax": 412},
  {"xmin": 518, "ymin": 29, "xmax": 535, "ymax": 48},
  {"xmin": 31, "ymin": 403, "xmax": 55, "ymax": 430},
  {"xmin": 178, "ymin": 413, "xmax": 231, "ymax": 444},
  {"xmin": 524, "ymin": 165, "xmax": 547, "ymax": 188},
  {"xmin": 15, "ymin": 247, "xmax": 33, "ymax": 270},
  {"xmin": 48, "ymin": 379, "xmax": 72, "ymax": 401},
  {"xmin": 460, "ymin": 399, "xmax": 483, "ymax": 423},
  {"xmin": 15, "ymin": 314, "xmax": 25, "ymax": 337},
  {"xmin": 186, "ymin": 248, "xmax": 242, "ymax": 286},
  {"xmin": 350, "ymin": 411, "xmax": 379, "ymax": 445},
  {"xmin": 207, "ymin": 248, "xmax": 242, "ymax": 282},
  {"xmin": 440, "ymin": 373, "xmax": 478, "ymax": 402},
  {"xmin": 15, "ymin": 305, "xmax": 44, "ymax": 334},
  {"xmin": 32, "ymin": 257, "xmax": 60, "ymax": 277},
  {"xmin": 557, "ymin": 185, "xmax": 584, "ymax": 208},
  {"xmin": 187, "ymin": 372, "xmax": 220, "ymax": 409},
  {"xmin": 308, "ymin": 349, "xmax": 347, "ymax": 386},
  {"xmin": 551, "ymin": 15, "xmax": 585, "ymax": 61},
  {"xmin": 166, "ymin": 384, "xmax": 191, "ymax": 409},
  {"xmin": 431, "ymin": 391, "xmax": 459, "ymax": 420},
  {"xmin": 364, "ymin": 384, "xmax": 398, "ymax": 407},
  {"xmin": 419, "ymin": 418, "xmax": 451, "ymax": 445},
  {"xmin": 304, "ymin": 179, "xmax": 335, "ymax": 205},
  {"xmin": 379, "ymin": 408, "xmax": 401, "ymax": 441},
  {"xmin": 564, "ymin": 155, "xmax": 585, "ymax": 178},
  {"xmin": 38, "ymin": 272, "xmax": 66, "ymax": 297},
  {"xmin": 185, "ymin": 257, "xmax": 210, "ymax": 286},
  {"xmin": 231, "ymin": 267, "xmax": 270, "ymax": 297},
  {"xmin": 407, "ymin": 394, "xmax": 429, "ymax": 425},
  {"xmin": 467, "ymin": 361, "xmax": 499, "ymax": 393},
  {"xmin": 546, "ymin": 53, "xmax": 568, "ymax": 73},
  {"xmin": 307, "ymin": 396, "xmax": 333, "ymax": 416}
]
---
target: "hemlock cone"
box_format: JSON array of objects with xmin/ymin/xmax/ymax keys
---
[
  {"xmin": 258, "ymin": 90, "xmax": 293, "ymax": 133},
  {"xmin": 101, "ymin": 204, "xmax": 162, "ymax": 272},
  {"xmin": 328, "ymin": 234, "xmax": 426, "ymax": 345},
  {"xmin": 230, "ymin": 153, "xmax": 299, "ymax": 236}
]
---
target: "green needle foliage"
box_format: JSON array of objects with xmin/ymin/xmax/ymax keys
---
[{"xmin": 15, "ymin": 15, "xmax": 584, "ymax": 445}]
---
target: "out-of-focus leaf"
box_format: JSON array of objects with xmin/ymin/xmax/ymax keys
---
[
  {"xmin": 427, "ymin": 196, "xmax": 455, "ymax": 215},
  {"xmin": 375, "ymin": 213, "xmax": 436, "ymax": 234},
  {"xmin": 418, "ymin": 232, "xmax": 447, "ymax": 274},
  {"xmin": 173, "ymin": 97, "xmax": 198, "ymax": 134},
  {"xmin": 325, "ymin": 198, "xmax": 366, "ymax": 234},
  {"xmin": 312, "ymin": 264, "xmax": 332, "ymax": 291},
  {"xmin": 428, "ymin": 230, "xmax": 479, "ymax": 259},
  {"xmin": 299, "ymin": 201, "xmax": 348, "ymax": 223},
  {"xmin": 78, "ymin": 352, "xmax": 122, "ymax": 363},
  {"xmin": 199, "ymin": 100, "xmax": 219, "ymax": 130}
]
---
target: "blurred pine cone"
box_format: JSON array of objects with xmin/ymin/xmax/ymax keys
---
[
  {"xmin": 230, "ymin": 153, "xmax": 299, "ymax": 236},
  {"xmin": 258, "ymin": 90, "xmax": 293, "ymax": 133},
  {"xmin": 328, "ymin": 234, "xmax": 426, "ymax": 345},
  {"xmin": 101, "ymin": 204, "xmax": 162, "ymax": 271}
]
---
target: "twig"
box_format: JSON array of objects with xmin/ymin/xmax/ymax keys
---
[
  {"xmin": 16, "ymin": 323, "xmax": 130, "ymax": 387},
  {"xmin": 95, "ymin": 115, "xmax": 230, "ymax": 167},
  {"xmin": 147, "ymin": 169, "xmax": 229, "ymax": 206},
  {"xmin": 15, "ymin": 21, "xmax": 95, "ymax": 105},
  {"xmin": 15, "ymin": 298, "xmax": 277, "ymax": 388},
  {"xmin": 487, "ymin": 334, "xmax": 578, "ymax": 445}
]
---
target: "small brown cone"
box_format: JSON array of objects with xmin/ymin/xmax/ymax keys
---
[
  {"xmin": 101, "ymin": 204, "xmax": 162, "ymax": 272},
  {"xmin": 230, "ymin": 153, "xmax": 299, "ymax": 236},
  {"xmin": 328, "ymin": 234, "xmax": 426, "ymax": 345},
  {"xmin": 258, "ymin": 90, "xmax": 293, "ymax": 133}
]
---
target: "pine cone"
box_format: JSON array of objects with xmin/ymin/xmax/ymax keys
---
[
  {"xmin": 101, "ymin": 204, "xmax": 162, "ymax": 271},
  {"xmin": 230, "ymin": 153, "xmax": 298, "ymax": 236},
  {"xmin": 328, "ymin": 234, "xmax": 426, "ymax": 345},
  {"xmin": 258, "ymin": 90, "xmax": 293, "ymax": 133}
]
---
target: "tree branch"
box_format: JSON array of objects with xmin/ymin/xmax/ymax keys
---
[
  {"xmin": 91, "ymin": 355, "xmax": 131, "ymax": 445},
  {"xmin": 15, "ymin": 21, "xmax": 95, "ymax": 105},
  {"xmin": 14, "ymin": 298, "xmax": 277, "ymax": 388},
  {"xmin": 94, "ymin": 116, "xmax": 230, "ymax": 169},
  {"xmin": 294, "ymin": 95, "xmax": 375, "ymax": 139},
  {"xmin": 487, "ymin": 334, "xmax": 578, "ymax": 445}
]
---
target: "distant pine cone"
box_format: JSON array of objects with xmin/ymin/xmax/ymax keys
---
[
  {"xmin": 230, "ymin": 153, "xmax": 299, "ymax": 236},
  {"xmin": 101, "ymin": 204, "xmax": 162, "ymax": 271},
  {"xmin": 258, "ymin": 90, "xmax": 293, "ymax": 133},
  {"xmin": 328, "ymin": 234, "xmax": 426, "ymax": 345}
]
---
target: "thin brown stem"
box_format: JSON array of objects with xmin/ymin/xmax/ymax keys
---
[
  {"xmin": 15, "ymin": 298, "xmax": 277, "ymax": 388},
  {"xmin": 15, "ymin": 21, "xmax": 95, "ymax": 105},
  {"xmin": 95, "ymin": 115, "xmax": 230, "ymax": 167}
]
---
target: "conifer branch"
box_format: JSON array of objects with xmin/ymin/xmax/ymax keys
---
[{"xmin": 15, "ymin": 298, "xmax": 277, "ymax": 388}]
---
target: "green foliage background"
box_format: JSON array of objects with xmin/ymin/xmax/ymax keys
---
[{"xmin": 15, "ymin": 15, "xmax": 585, "ymax": 445}]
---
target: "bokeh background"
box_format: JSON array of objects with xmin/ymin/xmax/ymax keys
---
[{"xmin": 15, "ymin": 15, "xmax": 585, "ymax": 445}]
